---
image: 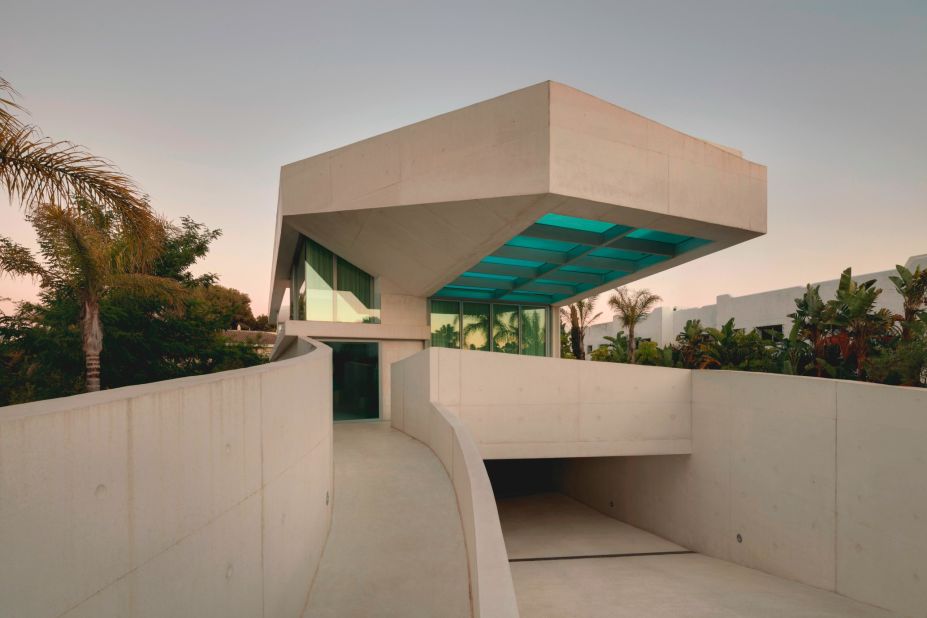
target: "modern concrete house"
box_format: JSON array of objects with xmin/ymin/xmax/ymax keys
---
[
  {"xmin": 268, "ymin": 81, "xmax": 767, "ymax": 420},
  {"xmin": 587, "ymin": 252, "xmax": 927, "ymax": 350},
  {"xmin": 3, "ymin": 83, "xmax": 925, "ymax": 618}
]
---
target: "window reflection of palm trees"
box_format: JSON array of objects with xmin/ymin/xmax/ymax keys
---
[
  {"xmin": 493, "ymin": 307, "xmax": 519, "ymax": 353},
  {"xmin": 431, "ymin": 300, "xmax": 547, "ymax": 356},
  {"xmin": 521, "ymin": 308, "xmax": 546, "ymax": 355},
  {"xmin": 433, "ymin": 323, "xmax": 459, "ymax": 349},
  {"xmin": 462, "ymin": 305, "xmax": 491, "ymax": 351}
]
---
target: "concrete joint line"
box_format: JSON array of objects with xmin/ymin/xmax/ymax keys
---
[{"xmin": 509, "ymin": 550, "xmax": 695, "ymax": 563}]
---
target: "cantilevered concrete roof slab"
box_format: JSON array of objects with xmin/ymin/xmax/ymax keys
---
[{"xmin": 269, "ymin": 81, "xmax": 766, "ymax": 318}]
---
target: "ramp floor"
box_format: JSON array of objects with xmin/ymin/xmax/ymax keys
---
[
  {"xmin": 302, "ymin": 421, "xmax": 470, "ymax": 618},
  {"xmin": 501, "ymin": 493, "xmax": 893, "ymax": 618}
]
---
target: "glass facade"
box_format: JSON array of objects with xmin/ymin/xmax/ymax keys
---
[
  {"xmin": 430, "ymin": 299, "xmax": 548, "ymax": 356},
  {"xmin": 290, "ymin": 236, "xmax": 380, "ymax": 323},
  {"xmin": 520, "ymin": 307, "xmax": 547, "ymax": 356},
  {"xmin": 492, "ymin": 304, "xmax": 519, "ymax": 354},
  {"xmin": 430, "ymin": 300, "xmax": 460, "ymax": 348},
  {"xmin": 462, "ymin": 303, "xmax": 491, "ymax": 351}
]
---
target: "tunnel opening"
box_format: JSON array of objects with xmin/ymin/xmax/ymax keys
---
[
  {"xmin": 484, "ymin": 456, "xmax": 690, "ymax": 564},
  {"xmin": 484, "ymin": 458, "xmax": 565, "ymax": 499}
]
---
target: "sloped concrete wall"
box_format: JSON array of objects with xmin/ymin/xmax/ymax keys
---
[
  {"xmin": 559, "ymin": 371, "xmax": 927, "ymax": 617},
  {"xmin": 0, "ymin": 340, "xmax": 333, "ymax": 618}
]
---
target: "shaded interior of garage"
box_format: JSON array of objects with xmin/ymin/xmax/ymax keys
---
[{"xmin": 484, "ymin": 457, "xmax": 894, "ymax": 618}]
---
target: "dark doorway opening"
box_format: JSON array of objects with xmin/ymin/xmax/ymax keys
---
[
  {"xmin": 328, "ymin": 341, "xmax": 379, "ymax": 421},
  {"xmin": 484, "ymin": 458, "xmax": 564, "ymax": 499}
]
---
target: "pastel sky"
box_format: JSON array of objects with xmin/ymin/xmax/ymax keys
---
[{"xmin": 2, "ymin": 1, "xmax": 925, "ymax": 322}]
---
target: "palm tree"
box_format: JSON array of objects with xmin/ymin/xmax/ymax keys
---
[
  {"xmin": 559, "ymin": 294, "xmax": 601, "ymax": 360},
  {"xmin": 1, "ymin": 77, "xmax": 161, "ymax": 392},
  {"xmin": 1, "ymin": 201, "xmax": 180, "ymax": 392},
  {"xmin": 607, "ymin": 287, "xmax": 662, "ymax": 363}
]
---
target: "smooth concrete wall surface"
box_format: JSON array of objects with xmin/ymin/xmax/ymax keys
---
[
  {"xmin": 398, "ymin": 348, "xmax": 692, "ymax": 459},
  {"xmin": 391, "ymin": 351, "xmax": 520, "ymax": 618},
  {"xmin": 0, "ymin": 339, "xmax": 334, "ymax": 618},
  {"xmin": 558, "ymin": 370, "xmax": 927, "ymax": 617},
  {"xmin": 548, "ymin": 81, "xmax": 767, "ymax": 235}
]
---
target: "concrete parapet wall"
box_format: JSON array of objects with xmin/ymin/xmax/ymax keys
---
[
  {"xmin": 0, "ymin": 339, "xmax": 333, "ymax": 618},
  {"xmin": 559, "ymin": 371, "xmax": 927, "ymax": 617},
  {"xmin": 391, "ymin": 350, "xmax": 520, "ymax": 618},
  {"xmin": 404, "ymin": 348, "xmax": 693, "ymax": 459}
]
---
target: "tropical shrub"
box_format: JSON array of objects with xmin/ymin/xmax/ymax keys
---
[{"xmin": 587, "ymin": 264, "xmax": 926, "ymax": 388}]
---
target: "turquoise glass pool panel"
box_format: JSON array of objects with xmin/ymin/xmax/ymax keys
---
[{"xmin": 434, "ymin": 213, "xmax": 711, "ymax": 304}]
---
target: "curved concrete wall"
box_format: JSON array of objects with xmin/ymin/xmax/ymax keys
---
[
  {"xmin": 0, "ymin": 339, "xmax": 333, "ymax": 618},
  {"xmin": 559, "ymin": 371, "xmax": 927, "ymax": 617},
  {"xmin": 391, "ymin": 350, "xmax": 519, "ymax": 618}
]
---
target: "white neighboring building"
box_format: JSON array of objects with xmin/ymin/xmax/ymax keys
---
[{"xmin": 585, "ymin": 253, "xmax": 927, "ymax": 352}]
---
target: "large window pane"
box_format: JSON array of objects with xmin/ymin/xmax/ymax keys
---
[
  {"xmin": 431, "ymin": 300, "xmax": 460, "ymax": 348},
  {"xmin": 462, "ymin": 303, "xmax": 491, "ymax": 351},
  {"xmin": 492, "ymin": 304, "xmax": 519, "ymax": 354},
  {"xmin": 306, "ymin": 240, "xmax": 335, "ymax": 321},
  {"xmin": 520, "ymin": 307, "xmax": 546, "ymax": 356},
  {"xmin": 290, "ymin": 236, "xmax": 380, "ymax": 324},
  {"xmin": 336, "ymin": 256, "xmax": 379, "ymax": 323}
]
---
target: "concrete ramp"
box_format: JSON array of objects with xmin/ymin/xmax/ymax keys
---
[{"xmin": 302, "ymin": 421, "xmax": 470, "ymax": 618}]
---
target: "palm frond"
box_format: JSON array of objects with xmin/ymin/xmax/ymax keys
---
[
  {"xmin": 0, "ymin": 235, "xmax": 47, "ymax": 282},
  {"xmin": 0, "ymin": 77, "xmax": 154, "ymax": 240},
  {"xmin": 0, "ymin": 77, "xmax": 25, "ymax": 129},
  {"xmin": 1, "ymin": 123, "xmax": 145, "ymax": 217},
  {"xmin": 30, "ymin": 203, "xmax": 109, "ymax": 292}
]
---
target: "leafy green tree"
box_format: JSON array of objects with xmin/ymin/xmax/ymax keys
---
[
  {"xmin": 0, "ymin": 215, "xmax": 264, "ymax": 404},
  {"xmin": 1, "ymin": 76, "xmax": 165, "ymax": 393},
  {"xmin": 251, "ymin": 315, "xmax": 271, "ymax": 331},
  {"xmin": 1, "ymin": 200, "xmax": 176, "ymax": 391},
  {"xmin": 199, "ymin": 285, "xmax": 257, "ymax": 330}
]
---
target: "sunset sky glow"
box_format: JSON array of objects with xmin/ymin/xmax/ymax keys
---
[{"xmin": 2, "ymin": 1, "xmax": 925, "ymax": 321}]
